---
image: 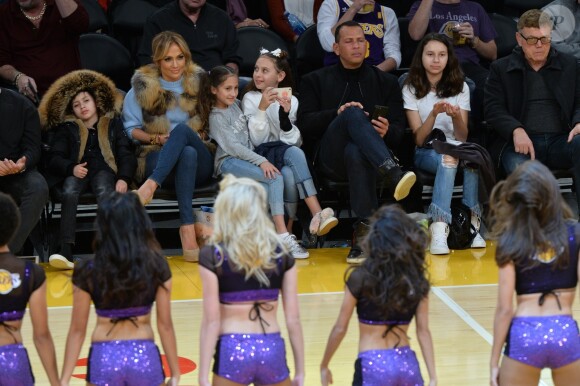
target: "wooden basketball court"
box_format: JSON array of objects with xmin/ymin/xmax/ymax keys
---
[{"xmin": 22, "ymin": 243, "xmax": 579, "ymax": 385}]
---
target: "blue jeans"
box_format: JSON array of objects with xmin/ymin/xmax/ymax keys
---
[
  {"xmin": 145, "ymin": 123, "xmax": 213, "ymax": 224},
  {"xmin": 318, "ymin": 107, "xmax": 394, "ymax": 219},
  {"xmin": 60, "ymin": 170, "xmax": 116, "ymax": 244},
  {"xmin": 502, "ymin": 133, "xmax": 580, "ymax": 214},
  {"xmin": 415, "ymin": 147, "xmax": 480, "ymax": 223},
  {"xmin": 221, "ymin": 157, "xmax": 285, "ymax": 216},
  {"xmin": 280, "ymin": 146, "xmax": 317, "ymax": 219}
]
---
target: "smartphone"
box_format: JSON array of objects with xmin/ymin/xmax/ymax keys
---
[
  {"xmin": 272, "ymin": 87, "xmax": 292, "ymax": 100},
  {"xmin": 371, "ymin": 105, "xmax": 389, "ymax": 121}
]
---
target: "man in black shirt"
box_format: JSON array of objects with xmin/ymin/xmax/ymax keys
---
[
  {"xmin": 0, "ymin": 87, "xmax": 48, "ymax": 254},
  {"xmin": 138, "ymin": 0, "xmax": 241, "ymax": 71},
  {"xmin": 298, "ymin": 21, "xmax": 415, "ymax": 264}
]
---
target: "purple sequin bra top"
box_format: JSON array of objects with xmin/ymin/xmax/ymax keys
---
[
  {"xmin": 0, "ymin": 310, "xmax": 25, "ymax": 323},
  {"xmin": 0, "ymin": 310, "xmax": 25, "ymax": 343},
  {"xmin": 220, "ymin": 289, "xmax": 279, "ymax": 303}
]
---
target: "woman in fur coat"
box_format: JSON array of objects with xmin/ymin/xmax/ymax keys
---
[
  {"xmin": 39, "ymin": 69, "xmax": 137, "ymax": 270},
  {"xmin": 123, "ymin": 31, "xmax": 214, "ymax": 263}
]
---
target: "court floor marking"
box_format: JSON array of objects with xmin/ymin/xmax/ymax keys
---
[{"xmin": 432, "ymin": 286, "xmax": 549, "ymax": 386}]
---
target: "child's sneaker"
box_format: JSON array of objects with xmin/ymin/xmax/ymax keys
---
[
  {"xmin": 309, "ymin": 208, "xmax": 339, "ymax": 236},
  {"xmin": 282, "ymin": 233, "xmax": 309, "ymax": 259}
]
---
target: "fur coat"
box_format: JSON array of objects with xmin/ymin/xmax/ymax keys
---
[
  {"xmin": 129, "ymin": 62, "xmax": 214, "ymax": 180},
  {"xmin": 38, "ymin": 70, "xmax": 136, "ymax": 187}
]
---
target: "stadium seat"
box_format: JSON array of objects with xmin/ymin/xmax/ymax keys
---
[
  {"xmin": 81, "ymin": 0, "xmax": 109, "ymax": 33},
  {"xmin": 79, "ymin": 33, "xmax": 135, "ymax": 92},
  {"xmin": 236, "ymin": 26, "xmax": 289, "ymax": 77},
  {"xmin": 110, "ymin": 0, "xmax": 160, "ymax": 65},
  {"xmin": 295, "ymin": 25, "xmax": 325, "ymax": 87},
  {"xmin": 489, "ymin": 13, "xmax": 518, "ymax": 59}
]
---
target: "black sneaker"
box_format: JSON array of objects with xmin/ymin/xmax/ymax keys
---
[{"xmin": 379, "ymin": 159, "xmax": 416, "ymax": 201}]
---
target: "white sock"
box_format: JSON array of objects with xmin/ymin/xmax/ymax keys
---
[{"xmin": 279, "ymin": 232, "xmax": 290, "ymax": 238}]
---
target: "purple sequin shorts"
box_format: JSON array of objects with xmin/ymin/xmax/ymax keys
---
[
  {"xmin": 353, "ymin": 346, "xmax": 424, "ymax": 386},
  {"xmin": 505, "ymin": 315, "xmax": 580, "ymax": 369},
  {"xmin": 87, "ymin": 339, "xmax": 165, "ymax": 385},
  {"xmin": 0, "ymin": 344, "xmax": 34, "ymax": 386},
  {"xmin": 213, "ymin": 332, "xmax": 290, "ymax": 384}
]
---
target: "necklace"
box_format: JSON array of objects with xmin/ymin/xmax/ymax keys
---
[{"xmin": 21, "ymin": 1, "xmax": 46, "ymax": 22}]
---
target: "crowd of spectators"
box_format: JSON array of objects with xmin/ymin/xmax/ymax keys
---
[{"xmin": 0, "ymin": 0, "xmax": 579, "ymax": 262}]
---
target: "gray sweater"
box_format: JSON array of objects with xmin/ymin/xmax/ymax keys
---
[{"xmin": 209, "ymin": 100, "xmax": 267, "ymax": 177}]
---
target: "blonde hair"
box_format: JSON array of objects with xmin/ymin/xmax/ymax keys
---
[
  {"xmin": 211, "ymin": 174, "xmax": 284, "ymax": 285},
  {"xmin": 151, "ymin": 31, "xmax": 195, "ymax": 77}
]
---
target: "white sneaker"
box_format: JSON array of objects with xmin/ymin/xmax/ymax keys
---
[
  {"xmin": 429, "ymin": 222, "xmax": 450, "ymax": 255},
  {"xmin": 49, "ymin": 254, "xmax": 74, "ymax": 270},
  {"xmin": 282, "ymin": 234, "xmax": 309, "ymax": 259},
  {"xmin": 471, "ymin": 233, "xmax": 486, "ymax": 248}
]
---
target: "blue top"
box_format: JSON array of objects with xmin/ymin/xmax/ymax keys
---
[
  {"xmin": 122, "ymin": 77, "xmax": 189, "ymax": 140},
  {"xmin": 347, "ymin": 267, "xmax": 416, "ymax": 325},
  {"xmin": 515, "ymin": 224, "xmax": 579, "ymax": 296},
  {"xmin": 199, "ymin": 244, "xmax": 295, "ymax": 304}
]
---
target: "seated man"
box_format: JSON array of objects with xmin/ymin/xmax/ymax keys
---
[
  {"xmin": 317, "ymin": 0, "xmax": 401, "ymax": 72},
  {"xmin": 0, "ymin": 87, "xmax": 48, "ymax": 255},
  {"xmin": 0, "ymin": 0, "xmax": 88, "ymax": 99},
  {"xmin": 298, "ymin": 21, "xmax": 415, "ymax": 264},
  {"xmin": 484, "ymin": 9, "xmax": 580, "ymax": 215},
  {"xmin": 138, "ymin": 0, "xmax": 241, "ymax": 71},
  {"xmin": 407, "ymin": 0, "xmax": 497, "ymax": 122}
]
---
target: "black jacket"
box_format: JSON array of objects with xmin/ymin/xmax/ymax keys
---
[
  {"xmin": 46, "ymin": 117, "xmax": 136, "ymax": 188},
  {"xmin": 484, "ymin": 47, "xmax": 580, "ymax": 164},
  {"xmin": 297, "ymin": 62, "xmax": 406, "ymax": 157},
  {"xmin": 0, "ymin": 88, "xmax": 41, "ymax": 169}
]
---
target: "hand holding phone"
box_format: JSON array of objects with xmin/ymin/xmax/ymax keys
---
[{"xmin": 371, "ymin": 105, "xmax": 389, "ymax": 121}]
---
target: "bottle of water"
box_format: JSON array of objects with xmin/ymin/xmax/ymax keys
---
[{"xmin": 284, "ymin": 11, "xmax": 306, "ymax": 36}]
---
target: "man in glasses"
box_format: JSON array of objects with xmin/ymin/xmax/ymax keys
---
[{"xmin": 485, "ymin": 9, "xmax": 580, "ymax": 216}]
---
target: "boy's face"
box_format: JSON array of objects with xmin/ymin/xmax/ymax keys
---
[{"xmin": 72, "ymin": 92, "xmax": 98, "ymax": 126}]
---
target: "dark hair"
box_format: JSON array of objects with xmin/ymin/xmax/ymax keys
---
[
  {"xmin": 197, "ymin": 65, "xmax": 238, "ymax": 129},
  {"xmin": 351, "ymin": 205, "xmax": 430, "ymax": 320},
  {"xmin": 245, "ymin": 50, "xmax": 294, "ymax": 93},
  {"xmin": 489, "ymin": 160, "xmax": 574, "ymax": 269},
  {"xmin": 404, "ymin": 33, "xmax": 464, "ymax": 99},
  {"xmin": 75, "ymin": 192, "xmax": 167, "ymax": 306},
  {"xmin": 0, "ymin": 192, "xmax": 20, "ymax": 246},
  {"xmin": 66, "ymin": 89, "xmax": 101, "ymax": 119},
  {"xmin": 334, "ymin": 20, "xmax": 363, "ymax": 43}
]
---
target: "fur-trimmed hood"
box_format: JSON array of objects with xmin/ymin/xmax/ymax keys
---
[{"xmin": 38, "ymin": 70, "xmax": 123, "ymax": 129}]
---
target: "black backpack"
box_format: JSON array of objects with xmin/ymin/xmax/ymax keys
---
[{"xmin": 447, "ymin": 203, "xmax": 476, "ymax": 249}]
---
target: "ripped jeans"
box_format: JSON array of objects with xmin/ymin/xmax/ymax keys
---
[{"xmin": 415, "ymin": 147, "xmax": 480, "ymax": 224}]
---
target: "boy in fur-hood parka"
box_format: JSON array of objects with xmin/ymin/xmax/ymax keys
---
[{"xmin": 38, "ymin": 69, "xmax": 137, "ymax": 269}]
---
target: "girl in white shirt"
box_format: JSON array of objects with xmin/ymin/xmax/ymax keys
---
[
  {"xmin": 242, "ymin": 49, "xmax": 338, "ymax": 237},
  {"xmin": 402, "ymin": 33, "xmax": 485, "ymax": 255}
]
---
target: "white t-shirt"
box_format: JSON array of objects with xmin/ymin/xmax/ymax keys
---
[{"xmin": 402, "ymin": 82, "xmax": 470, "ymax": 142}]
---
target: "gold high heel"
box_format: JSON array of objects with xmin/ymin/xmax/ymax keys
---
[
  {"xmin": 183, "ymin": 249, "xmax": 200, "ymax": 262},
  {"xmin": 131, "ymin": 189, "xmax": 152, "ymax": 206}
]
